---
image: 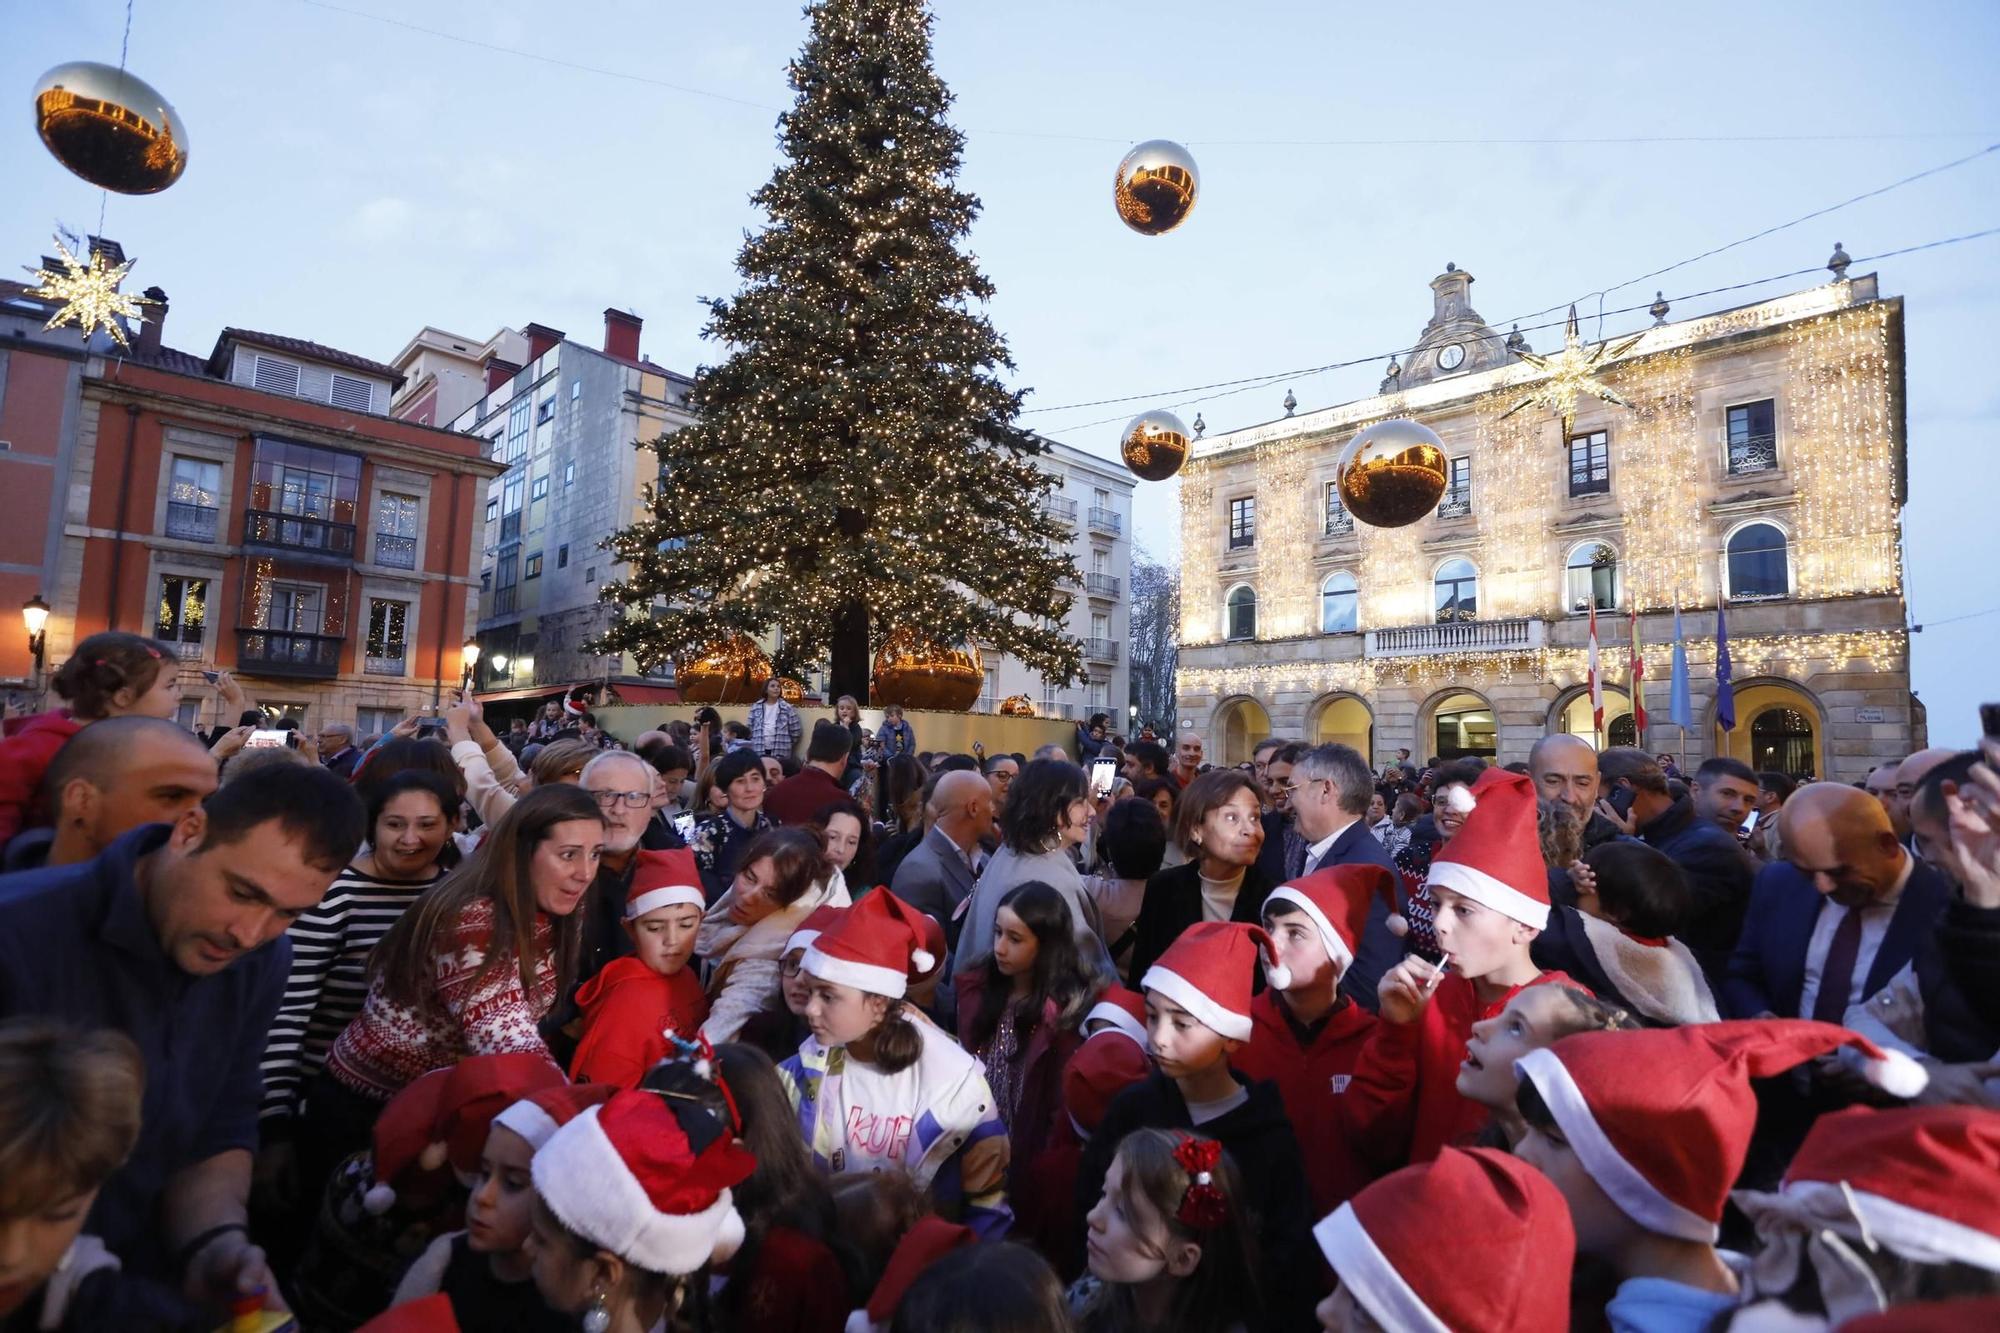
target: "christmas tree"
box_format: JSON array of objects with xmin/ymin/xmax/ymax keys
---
[{"xmin": 594, "ymin": 0, "xmax": 1082, "ymax": 701}]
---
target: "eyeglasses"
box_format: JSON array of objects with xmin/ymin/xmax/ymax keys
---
[
  {"xmin": 779, "ymin": 959, "xmax": 804, "ymax": 979},
  {"xmin": 591, "ymin": 789, "xmax": 652, "ymax": 809}
]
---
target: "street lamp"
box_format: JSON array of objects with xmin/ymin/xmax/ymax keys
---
[
  {"xmin": 460, "ymin": 639, "xmax": 480, "ymax": 687},
  {"xmin": 21, "ymin": 595, "xmax": 50, "ymax": 677}
]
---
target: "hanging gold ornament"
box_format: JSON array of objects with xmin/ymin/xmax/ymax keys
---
[
  {"xmin": 1500, "ymin": 304, "xmax": 1644, "ymax": 438},
  {"xmin": 871, "ymin": 629, "xmax": 982, "ymax": 712},
  {"xmin": 673, "ymin": 634, "xmax": 771, "ymax": 705},
  {"xmin": 33, "ymin": 61, "xmax": 189, "ymax": 194},
  {"xmin": 1119, "ymin": 409, "xmax": 1190, "ymax": 482},
  {"xmin": 1336, "ymin": 417, "xmax": 1449, "ymax": 528},
  {"xmin": 24, "ymin": 233, "xmax": 156, "ymax": 350},
  {"xmin": 1113, "ymin": 140, "xmax": 1199, "ymax": 236},
  {"xmin": 999, "ymin": 694, "xmax": 1036, "ymax": 717}
]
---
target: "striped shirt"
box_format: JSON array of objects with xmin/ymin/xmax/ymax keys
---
[{"xmin": 258, "ymin": 863, "xmax": 443, "ymax": 1126}]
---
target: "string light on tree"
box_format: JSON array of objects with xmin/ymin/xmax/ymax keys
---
[{"xmin": 24, "ymin": 233, "xmax": 155, "ymax": 349}]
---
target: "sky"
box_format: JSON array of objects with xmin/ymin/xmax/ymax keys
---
[{"xmin": 7, "ymin": 0, "xmax": 1998, "ymax": 742}]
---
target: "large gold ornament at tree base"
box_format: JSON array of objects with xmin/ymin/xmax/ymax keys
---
[
  {"xmin": 871, "ymin": 630, "xmax": 983, "ymax": 712},
  {"xmin": 673, "ymin": 635, "xmax": 771, "ymax": 705},
  {"xmin": 774, "ymin": 676, "xmax": 806, "ymax": 704},
  {"xmin": 1119, "ymin": 410, "xmax": 1190, "ymax": 482},
  {"xmin": 1336, "ymin": 418, "xmax": 1450, "ymax": 528},
  {"xmin": 34, "ymin": 62, "xmax": 189, "ymax": 194},
  {"xmin": 999, "ymin": 694, "xmax": 1036, "ymax": 717},
  {"xmin": 1113, "ymin": 140, "xmax": 1199, "ymax": 236}
]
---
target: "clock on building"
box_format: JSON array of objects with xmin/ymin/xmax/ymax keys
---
[{"xmin": 1435, "ymin": 342, "xmax": 1466, "ymax": 372}]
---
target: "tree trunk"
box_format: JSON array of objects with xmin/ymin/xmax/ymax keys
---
[{"xmin": 830, "ymin": 597, "xmax": 872, "ymax": 705}]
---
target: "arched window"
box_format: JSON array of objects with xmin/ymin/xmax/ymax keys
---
[
  {"xmin": 1726, "ymin": 523, "xmax": 1789, "ymax": 601},
  {"xmin": 1607, "ymin": 714, "xmax": 1638, "ymax": 747},
  {"xmin": 1434, "ymin": 559, "xmax": 1478, "ymax": 623},
  {"xmin": 1226, "ymin": 584, "xmax": 1257, "ymax": 641},
  {"xmin": 1565, "ymin": 542, "xmax": 1619, "ymax": 613},
  {"xmin": 1321, "ymin": 572, "xmax": 1358, "ymax": 634},
  {"xmin": 1751, "ymin": 707, "xmax": 1816, "ymax": 779}
]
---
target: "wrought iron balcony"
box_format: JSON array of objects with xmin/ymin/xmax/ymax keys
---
[
  {"xmin": 374, "ymin": 533, "xmax": 417, "ymax": 569},
  {"xmin": 1568, "ymin": 467, "xmax": 1610, "ymax": 497},
  {"xmin": 164, "ymin": 501, "xmax": 218, "ymax": 542},
  {"xmin": 1727, "ymin": 434, "xmax": 1778, "ymax": 476},
  {"xmin": 1086, "ymin": 637, "xmax": 1121, "ymax": 662},
  {"xmin": 1324, "ymin": 508, "xmax": 1354, "ymax": 536},
  {"xmin": 1365, "ymin": 617, "xmax": 1543, "ymax": 659},
  {"xmin": 1043, "ymin": 495, "xmax": 1077, "ymax": 522},
  {"xmin": 1436, "ymin": 489, "xmax": 1472, "ymax": 520},
  {"xmin": 364, "ymin": 649, "xmax": 407, "ymax": 676},
  {"xmin": 242, "ymin": 508, "xmax": 356, "ymax": 559},
  {"xmin": 235, "ymin": 629, "xmax": 344, "ymax": 678},
  {"xmin": 1087, "ymin": 506, "xmax": 1123, "ymax": 535},
  {"xmin": 1084, "ymin": 573, "xmax": 1121, "ymax": 598}
]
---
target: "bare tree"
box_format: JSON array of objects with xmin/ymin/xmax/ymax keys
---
[{"xmin": 1128, "ymin": 550, "xmax": 1179, "ymax": 732}]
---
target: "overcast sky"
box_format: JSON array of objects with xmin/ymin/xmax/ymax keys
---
[{"xmin": 8, "ymin": 1, "xmax": 1997, "ymax": 742}]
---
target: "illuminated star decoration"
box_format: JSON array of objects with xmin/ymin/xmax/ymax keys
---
[
  {"xmin": 1500, "ymin": 304, "xmax": 1645, "ymax": 438},
  {"xmin": 24, "ymin": 234, "xmax": 156, "ymax": 351}
]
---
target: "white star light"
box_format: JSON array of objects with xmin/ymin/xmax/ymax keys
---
[{"xmin": 24, "ymin": 234, "xmax": 156, "ymax": 350}]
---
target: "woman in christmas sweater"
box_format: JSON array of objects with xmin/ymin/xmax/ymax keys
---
[
  {"xmin": 313, "ymin": 785, "xmax": 607, "ymax": 1172},
  {"xmin": 781, "ymin": 890, "xmax": 1013, "ymax": 1238},
  {"xmin": 698, "ymin": 827, "xmax": 850, "ymax": 1044}
]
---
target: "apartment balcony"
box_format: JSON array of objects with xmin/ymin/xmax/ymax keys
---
[
  {"xmin": 164, "ymin": 501, "xmax": 219, "ymax": 543},
  {"xmin": 1436, "ymin": 489, "xmax": 1472, "ymax": 521},
  {"xmin": 1727, "ymin": 434, "xmax": 1778, "ymax": 476},
  {"xmin": 1084, "ymin": 573, "xmax": 1121, "ymax": 599},
  {"xmin": 1364, "ymin": 617, "xmax": 1543, "ymax": 659},
  {"xmin": 1043, "ymin": 495, "xmax": 1078, "ymax": 523},
  {"xmin": 374, "ymin": 533, "xmax": 417, "ymax": 569},
  {"xmin": 1087, "ymin": 506, "xmax": 1122, "ymax": 536},
  {"xmin": 1086, "ymin": 637, "xmax": 1121, "ymax": 663},
  {"xmin": 235, "ymin": 628, "xmax": 344, "ymax": 679},
  {"xmin": 242, "ymin": 508, "xmax": 356, "ymax": 561}
]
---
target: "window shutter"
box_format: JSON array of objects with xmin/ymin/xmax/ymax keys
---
[
  {"xmin": 253, "ymin": 355, "xmax": 300, "ymax": 396},
  {"xmin": 330, "ymin": 374, "xmax": 373, "ymax": 412}
]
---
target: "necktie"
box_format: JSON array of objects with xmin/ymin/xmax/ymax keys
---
[{"xmin": 1811, "ymin": 906, "xmax": 1865, "ymax": 1024}]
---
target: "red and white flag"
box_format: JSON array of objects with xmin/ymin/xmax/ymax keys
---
[{"xmin": 1587, "ymin": 601, "xmax": 1604, "ymax": 746}]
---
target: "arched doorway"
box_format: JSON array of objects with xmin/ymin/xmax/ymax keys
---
[
  {"xmin": 1551, "ymin": 686, "xmax": 1634, "ymax": 748},
  {"xmin": 1309, "ymin": 693, "xmax": 1373, "ymax": 759},
  {"xmin": 1715, "ymin": 680, "xmax": 1823, "ymax": 781},
  {"xmin": 1427, "ymin": 690, "xmax": 1496, "ymax": 762},
  {"xmin": 1214, "ymin": 696, "xmax": 1272, "ymax": 767}
]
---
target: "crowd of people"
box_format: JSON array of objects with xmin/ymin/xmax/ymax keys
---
[{"xmin": 0, "ymin": 629, "xmax": 1996, "ymax": 1332}]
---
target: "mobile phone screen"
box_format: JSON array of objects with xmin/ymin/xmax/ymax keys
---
[
  {"xmin": 1089, "ymin": 757, "xmax": 1116, "ymax": 798},
  {"xmin": 247, "ymin": 729, "xmax": 289, "ymax": 749}
]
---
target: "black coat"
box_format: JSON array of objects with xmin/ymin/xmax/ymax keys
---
[
  {"xmin": 1635, "ymin": 795, "xmax": 1757, "ymax": 980},
  {"xmin": 1940, "ymin": 897, "xmax": 2000, "ymax": 1038},
  {"xmin": 1127, "ymin": 861, "xmax": 1278, "ymax": 987}
]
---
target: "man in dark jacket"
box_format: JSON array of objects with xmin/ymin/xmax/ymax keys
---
[
  {"xmin": 1282, "ymin": 743, "xmax": 1401, "ymax": 1008},
  {"xmin": 1599, "ymin": 747, "xmax": 1756, "ymax": 980}
]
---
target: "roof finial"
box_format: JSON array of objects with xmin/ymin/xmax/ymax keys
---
[
  {"xmin": 1649, "ymin": 291, "xmax": 1670, "ymax": 326},
  {"xmin": 1827, "ymin": 241, "xmax": 1852, "ymax": 280}
]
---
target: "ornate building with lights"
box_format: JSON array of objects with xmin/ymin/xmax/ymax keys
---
[{"xmin": 1176, "ymin": 260, "xmax": 1918, "ymax": 781}]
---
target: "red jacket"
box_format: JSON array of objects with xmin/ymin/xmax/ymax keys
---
[
  {"xmin": 1336, "ymin": 968, "xmax": 1578, "ymax": 1169},
  {"xmin": 1233, "ymin": 989, "xmax": 1378, "ymax": 1213},
  {"xmin": 568, "ymin": 956, "xmax": 709, "ymax": 1088},
  {"xmin": 953, "ymin": 967, "xmax": 1084, "ymax": 1165},
  {"xmin": 0, "ymin": 711, "xmax": 82, "ymax": 846},
  {"xmin": 724, "ymin": 1224, "xmax": 850, "ymax": 1333},
  {"xmin": 762, "ymin": 765, "xmax": 849, "ymax": 828}
]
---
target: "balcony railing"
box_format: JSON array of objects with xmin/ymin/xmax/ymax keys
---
[
  {"xmin": 1365, "ymin": 617, "xmax": 1543, "ymax": 659},
  {"xmin": 1084, "ymin": 573, "xmax": 1121, "ymax": 598},
  {"xmin": 1086, "ymin": 637, "xmax": 1121, "ymax": 662},
  {"xmin": 165, "ymin": 501, "xmax": 218, "ymax": 542},
  {"xmin": 374, "ymin": 533, "xmax": 417, "ymax": 569},
  {"xmin": 364, "ymin": 649, "xmax": 406, "ymax": 676},
  {"xmin": 1727, "ymin": 434, "xmax": 1778, "ymax": 475},
  {"xmin": 1568, "ymin": 468, "xmax": 1610, "ymax": 497},
  {"xmin": 235, "ymin": 629, "xmax": 344, "ymax": 678},
  {"xmin": 492, "ymin": 586, "xmax": 518, "ymax": 616},
  {"xmin": 242, "ymin": 508, "xmax": 356, "ymax": 558},
  {"xmin": 1437, "ymin": 489, "xmax": 1472, "ymax": 520},
  {"xmin": 1324, "ymin": 509, "xmax": 1354, "ymax": 536},
  {"xmin": 1087, "ymin": 506, "xmax": 1123, "ymax": 535},
  {"xmin": 1043, "ymin": 495, "xmax": 1077, "ymax": 522}
]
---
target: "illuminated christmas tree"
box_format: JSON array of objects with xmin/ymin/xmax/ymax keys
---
[{"xmin": 595, "ymin": 0, "xmax": 1082, "ymax": 701}]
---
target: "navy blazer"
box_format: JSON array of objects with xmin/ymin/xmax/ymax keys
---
[{"xmin": 1721, "ymin": 856, "xmax": 1951, "ymax": 1020}]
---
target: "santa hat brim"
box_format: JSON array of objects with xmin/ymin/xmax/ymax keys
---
[
  {"xmin": 785, "ymin": 927, "xmax": 824, "ymax": 957},
  {"xmin": 1769, "ymin": 1180, "xmax": 2000, "ymax": 1272},
  {"xmin": 532, "ymin": 1104, "xmax": 745, "ymax": 1273},
  {"xmin": 1263, "ymin": 885, "xmax": 1355, "ymax": 977},
  {"xmin": 803, "ymin": 943, "xmax": 907, "ymax": 999},
  {"xmin": 627, "ymin": 886, "xmax": 705, "ymax": 919},
  {"xmin": 492, "ymin": 1100, "xmax": 561, "ymax": 1153},
  {"xmin": 1141, "ymin": 964, "xmax": 1251, "ymax": 1042},
  {"xmin": 1084, "ymin": 999, "xmax": 1148, "ymax": 1047},
  {"xmin": 1425, "ymin": 860, "xmax": 1549, "ymax": 930},
  {"xmin": 1312, "ymin": 1204, "xmax": 1452, "ymax": 1333}
]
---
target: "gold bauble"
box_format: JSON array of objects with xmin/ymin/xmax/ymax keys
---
[
  {"xmin": 34, "ymin": 62, "xmax": 189, "ymax": 195},
  {"xmin": 1336, "ymin": 418, "xmax": 1449, "ymax": 528},
  {"xmin": 673, "ymin": 634, "xmax": 771, "ymax": 705},
  {"xmin": 1119, "ymin": 410, "xmax": 1190, "ymax": 482},
  {"xmin": 774, "ymin": 676, "xmax": 806, "ymax": 704},
  {"xmin": 1113, "ymin": 139, "xmax": 1199, "ymax": 236},
  {"xmin": 999, "ymin": 694, "xmax": 1036, "ymax": 717},
  {"xmin": 871, "ymin": 629, "xmax": 983, "ymax": 712}
]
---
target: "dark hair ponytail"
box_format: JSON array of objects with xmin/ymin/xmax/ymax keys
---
[
  {"xmin": 870, "ymin": 1001, "xmax": 923, "ymax": 1075},
  {"xmin": 51, "ymin": 632, "xmax": 172, "ymax": 720}
]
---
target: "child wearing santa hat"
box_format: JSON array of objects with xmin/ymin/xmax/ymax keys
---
[
  {"xmin": 1513, "ymin": 1018, "xmax": 1929, "ymax": 1333},
  {"xmin": 1337, "ymin": 767, "xmax": 1579, "ymax": 1168},
  {"xmin": 739, "ymin": 903, "xmax": 846, "ymax": 1063},
  {"xmin": 1235, "ymin": 863, "xmax": 1394, "ymax": 1214},
  {"xmin": 568, "ymin": 848, "xmax": 711, "ymax": 1087},
  {"xmin": 1016, "ymin": 1027, "xmax": 1153, "ymax": 1279},
  {"xmin": 1075, "ymin": 920, "xmax": 1317, "ymax": 1329},
  {"xmin": 780, "ymin": 889, "xmax": 1013, "ymax": 1238},
  {"xmin": 1312, "ymin": 1146, "xmax": 1575, "ymax": 1332},
  {"xmin": 391, "ymin": 1082, "xmax": 613, "ymax": 1331}
]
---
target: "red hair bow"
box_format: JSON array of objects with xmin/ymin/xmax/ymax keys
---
[{"xmin": 1172, "ymin": 1135, "xmax": 1229, "ymax": 1229}]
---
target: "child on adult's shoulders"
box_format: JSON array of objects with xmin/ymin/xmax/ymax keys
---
[{"xmin": 567, "ymin": 848, "xmax": 709, "ymax": 1087}]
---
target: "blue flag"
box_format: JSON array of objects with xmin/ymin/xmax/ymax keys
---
[
  {"xmin": 1669, "ymin": 602, "xmax": 1694, "ymax": 730},
  {"xmin": 1715, "ymin": 600, "xmax": 1736, "ymax": 733}
]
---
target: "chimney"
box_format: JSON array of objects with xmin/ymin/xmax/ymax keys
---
[
  {"xmin": 603, "ymin": 308, "xmax": 642, "ymax": 363},
  {"xmin": 523, "ymin": 322, "xmax": 565, "ymax": 362},
  {"xmin": 136, "ymin": 286, "xmax": 167, "ymax": 358},
  {"xmin": 483, "ymin": 356, "xmax": 521, "ymax": 393}
]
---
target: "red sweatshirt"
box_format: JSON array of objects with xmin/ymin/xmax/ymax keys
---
[
  {"xmin": 0, "ymin": 711, "xmax": 81, "ymax": 845},
  {"xmin": 1336, "ymin": 968, "xmax": 1577, "ymax": 1169},
  {"xmin": 568, "ymin": 957, "xmax": 709, "ymax": 1088},
  {"xmin": 1233, "ymin": 989, "xmax": 1378, "ymax": 1214},
  {"xmin": 723, "ymin": 1224, "xmax": 850, "ymax": 1333}
]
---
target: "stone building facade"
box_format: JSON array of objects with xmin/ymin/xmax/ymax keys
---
[{"xmin": 1176, "ymin": 263, "xmax": 1916, "ymax": 781}]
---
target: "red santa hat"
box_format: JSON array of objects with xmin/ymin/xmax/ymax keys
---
[
  {"xmin": 845, "ymin": 1216, "xmax": 977, "ymax": 1333},
  {"xmin": 491, "ymin": 1082, "xmax": 617, "ymax": 1155},
  {"xmin": 532, "ymin": 1089, "xmax": 755, "ymax": 1276},
  {"xmin": 1139, "ymin": 921, "xmax": 1290, "ymax": 1042},
  {"xmin": 1263, "ymin": 863, "xmax": 1398, "ymax": 979},
  {"xmin": 1422, "ymin": 767, "xmax": 1549, "ymax": 929},
  {"xmin": 908, "ymin": 910, "xmax": 949, "ymax": 986},
  {"xmin": 355, "ymin": 1294, "xmax": 460, "ymax": 1333},
  {"xmin": 1733, "ymin": 1105, "xmax": 2000, "ymax": 1322},
  {"xmin": 1838, "ymin": 1297, "xmax": 2000, "ymax": 1333},
  {"xmin": 804, "ymin": 888, "xmax": 935, "ymax": 1000},
  {"xmin": 626, "ymin": 848, "xmax": 706, "ymax": 920},
  {"xmin": 1315, "ymin": 1146, "xmax": 1573, "ymax": 1333},
  {"xmin": 1063, "ymin": 1031, "xmax": 1151, "ymax": 1138},
  {"xmin": 785, "ymin": 904, "xmax": 847, "ymax": 958},
  {"xmin": 1084, "ymin": 983, "xmax": 1148, "ymax": 1047},
  {"xmin": 562, "ymin": 685, "xmax": 590, "ymax": 718},
  {"xmin": 1515, "ymin": 1020, "xmax": 1929, "ymax": 1243},
  {"xmin": 363, "ymin": 1054, "xmax": 565, "ymax": 1214}
]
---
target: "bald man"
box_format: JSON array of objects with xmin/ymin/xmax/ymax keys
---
[
  {"xmin": 1892, "ymin": 748, "xmax": 1961, "ymax": 856},
  {"xmin": 22, "ymin": 717, "xmax": 219, "ymax": 871},
  {"xmin": 1863, "ymin": 762, "xmax": 1906, "ymax": 835},
  {"xmin": 1721, "ymin": 781, "xmax": 1951, "ymax": 1020},
  {"xmin": 1527, "ymin": 733, "xmax": 1627, "ymax": 853},
  {"xmin": 888, "ymin": 768, "xmax": 994, "ymax": 952}
]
